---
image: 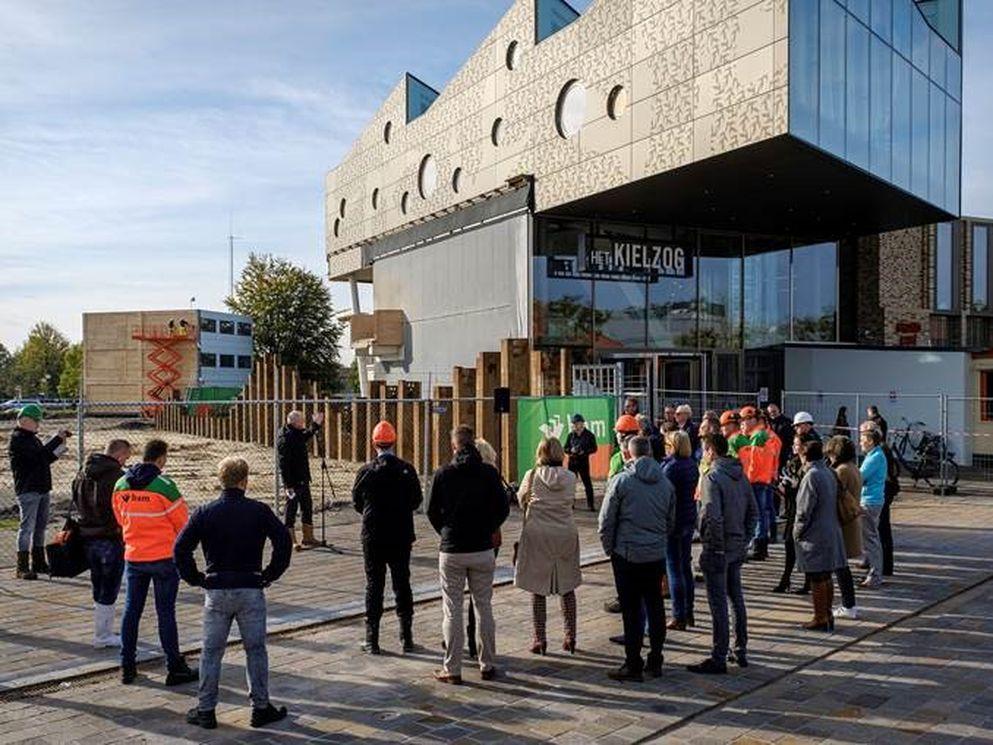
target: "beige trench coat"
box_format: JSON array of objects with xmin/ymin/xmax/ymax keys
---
[
  {"xmin": 834, "ymin": 462, "xmax": 863, "ymax": 559},
  {"xmin": 514, "ymin": 466, "xmax": 583, "ymax": 596}
]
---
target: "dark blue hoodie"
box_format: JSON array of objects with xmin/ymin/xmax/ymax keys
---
[{"xmin": 662, "ymin": 455, "xmax": 700, "ymax": 529}]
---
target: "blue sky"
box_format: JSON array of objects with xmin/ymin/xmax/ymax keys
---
[{"xmin": 0, "ymin": 0, "xmax": 990, "ymax": 352}]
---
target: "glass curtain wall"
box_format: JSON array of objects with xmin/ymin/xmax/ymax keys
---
[
  {"xmin": 533, "ymin": 219, "xmax": 839, "ymax": 352},
  {"xmin": 790, "ymin": 0, "xmax": 962, "ymax": 215}
]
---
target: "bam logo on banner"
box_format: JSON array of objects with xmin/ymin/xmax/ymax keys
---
[
  {"xmin": 586, "ymin": 237, "xmax": 692, "ymax": 281},
  {"xmin": 515, "ymin": 396, "xmax": 614, "ymax": 483}
]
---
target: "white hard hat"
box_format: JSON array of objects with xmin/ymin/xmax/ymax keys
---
[{"xmin": 793, "ymin": 411, "xmax": 814, "ymax": 425}]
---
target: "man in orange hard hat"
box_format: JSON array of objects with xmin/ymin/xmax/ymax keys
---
[{"xmin": 351, "ymin": 420, "xmax": 423, "ymax": 655}]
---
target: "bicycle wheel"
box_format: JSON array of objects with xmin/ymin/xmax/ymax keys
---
[{"xmin": 941, "ymin": 458, "xmax": 959, "ymax": 487}]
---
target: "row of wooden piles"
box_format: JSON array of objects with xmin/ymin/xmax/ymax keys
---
[{"xmin": 156, "ymin": 340, "xmax": 573, "ymax": 478}]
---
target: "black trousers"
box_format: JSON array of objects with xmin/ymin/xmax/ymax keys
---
[
  {"xmin": 880, "ymin": 493, "xmax": 894, "ymax": 575},
  {"xmin": 363, "ymin": 543, "xmax": 413, "ymax": 625},
  {"xmin": 284, "ymin": 483, "xmax": 313, "ymax": 528},
  {"xmin": 779, "ymin": 514, "xmax": 797, "ymax": 583},
  {"xmin": 611, "ymin": 555, "xmax": 666, "ymax": 671},
  {"xmin": 835, "ymin": 565, "xmax": 856, "ymax": 608},
  {"xmin": 568, "ymin": 458, "xmax": 595, "ymax": 509}
]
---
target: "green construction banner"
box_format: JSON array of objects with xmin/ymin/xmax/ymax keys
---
[{"xmin": 515, "ymin": 396, "xmax": 614, "ymax": 483}]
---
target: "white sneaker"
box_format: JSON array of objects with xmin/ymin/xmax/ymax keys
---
[
  {"xmin": 93, "ymin": 602, "xmax": 122, "ymax": 647},
  {"xmin": 833, "ymin": 605, "xmax": 860, "ymax": 620},
  {"xmin": 93, "ymin": 633, "xmax": 122, "ymax": 648}
]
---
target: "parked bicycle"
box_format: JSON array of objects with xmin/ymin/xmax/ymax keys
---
[{"xmin": 891, "ymin": 418, "xmax": 959, "ymax": 488}]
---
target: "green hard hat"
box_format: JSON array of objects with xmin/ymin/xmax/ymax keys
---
[{"xmin": 17, "ymin": 403, "xmax": 44, "ymax": 422}]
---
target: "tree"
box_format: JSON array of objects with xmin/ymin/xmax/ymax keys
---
[
  {"xmin": 226, "ymin": 254, "xmax": 344, "ymax": 390},
  {"xmin": 12, "ymin": 322, "xmax": 70, "ymax": 397},
  {"xmin": 0, "ymin": 342, "xmax": 13, "ymax": 398},
  {"xmin": 58, "ymin": 343, "xmax": 83, "ymax": 399}
]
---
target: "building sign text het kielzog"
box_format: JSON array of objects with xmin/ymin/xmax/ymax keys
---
[{"xmin": 547, "ymin": 236, "xmax": 693, "ymax": 282}]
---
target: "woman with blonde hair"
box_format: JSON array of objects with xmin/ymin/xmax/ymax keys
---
[
  {"xmin": 662, "ymin": 430, "xmax": 699, "ymax": 630},
  {"xmin": 516, "ymin": 437, "xmax": 582, "ymax": 654}
]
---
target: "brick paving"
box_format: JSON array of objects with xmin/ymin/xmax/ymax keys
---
[{"xmin": 0, "ymin": 494, "xmax": 992, "ymax": 743}]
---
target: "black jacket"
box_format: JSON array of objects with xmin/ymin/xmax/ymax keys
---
[
  {"xmin": 870, "ymin": 414, "xmax": 889, "ymax": 442},
  {"xmin": 427, "ymin": 446, "xmax": 509, "ymax": 554},
  {"xmin": 564, "ymin": 429, "xmax": 597, "ymax": 466},
  {"xmin": 72, "ymin": 453, "xmax": 124, "ymax": 541},
  {"xmin": 352, "ymin": 453, "xmax": 423, "ymax": 548},
  {"xmin": 174, "ymin": 488, "xmax": 292, "ymax": 589},
  {"xmin": 9, "ymin": 427, "xmax": 64, "ymax": 495},
  {"xmin": 276, "ymin": 423, "xmax": 319, "ymax": 487},
  {"xmin": 768, "ymin": 415, "xmax": 794, "ymax": 469},
  {"xmin": 679, "ymin": 419, "xmax": 700, "ymax": 456}
]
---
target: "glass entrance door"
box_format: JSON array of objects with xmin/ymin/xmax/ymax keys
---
[{"xmin": 656, "ymin": 355, "xmax": 702, "ymax": 393}]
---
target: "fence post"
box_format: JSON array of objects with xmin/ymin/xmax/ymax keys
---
[
  {"xmin": 76, "ymin": 398, "xmax": 85, "ymax": 464},
  {"xmin": 272, "ymin": 400, "xmax": 281, "ymax": 512},
  {"xmin": 940, "ymin": 393, "xmax": 949, "ymax": 494},
  {"xmin": 421, "ymin": 396, "xmax": 431, "ymax": 511},
  {"xmin": 855, "ymin": 394, "xmax": 861, "ymax": 440}
]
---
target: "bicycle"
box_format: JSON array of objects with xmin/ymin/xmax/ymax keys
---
[{"xmin": 891, "ymin": 418, "xmax": 959, "ymax": 488}]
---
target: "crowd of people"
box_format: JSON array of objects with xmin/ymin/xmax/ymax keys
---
[{"xmin": 5, "ymin": 396, "xmax": 901, "ymax": 728}]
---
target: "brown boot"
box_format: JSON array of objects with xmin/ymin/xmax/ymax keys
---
[
  {"xmin": 802, "ymin": 579, "xmax": 831, "ymax": 631},
  {"xmin": 290, "ymin": 528, "xmax": 302, "ymax": 552},
  {"xmin": 300, "ymin": 523, "xmax": 320, "ymax": 548},
  {"xmin": 15, "ymin": 551, "xmax": 37, "ymax": 581}
]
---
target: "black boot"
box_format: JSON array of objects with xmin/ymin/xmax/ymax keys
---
[
  {"xmin": 165, "ymin": 659, "xmax": 199, "ymax": 686},
  {"xmin": 15, "ymin": 551, "xmax": 36, "ymax": 580},
  {"xmin": 250, "ymin": 703, "xmax": 288, "ymax": 728},
  {"xmin": 31, "ymin": 547, "xmax": 49, "ymax": 575},
  {"xmin": 361, "ymin": 620, "xmax": 380, "ymax": 655},
  {"xmin": 400, "ymin": 615, "xmax": 415, "ymax": 654}
]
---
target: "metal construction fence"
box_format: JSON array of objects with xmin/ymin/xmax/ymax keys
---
[{"xmin": 1, "ymin": 390, "xmax": 991, "ymax": 568}]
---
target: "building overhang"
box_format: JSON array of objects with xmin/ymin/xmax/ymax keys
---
[{"xmin": 540, "ymin": 134, "xmax": 956, "ymax": 241}]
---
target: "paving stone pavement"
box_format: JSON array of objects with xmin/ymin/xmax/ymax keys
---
[{"xmin": 1, "ymin": 494, "xmax": 992, "ymax": 743}]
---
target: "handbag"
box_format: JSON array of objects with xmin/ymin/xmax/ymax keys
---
[
  {"xmin": 834, "ymin": 472, "xmax": 861, "ymax": 526},
  {"xmin": 512, "ymin": 471, "xmax": 534, "ymax": 566},
  {"xmin": 46, "ymin": 516, "xmax": 89, "ymax": 578}
]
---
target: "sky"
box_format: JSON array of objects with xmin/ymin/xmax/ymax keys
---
[{"xmin": 0, "ymin": 0, "xmax": 990, "ymax": 354}]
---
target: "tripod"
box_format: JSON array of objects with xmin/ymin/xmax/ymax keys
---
[{"xmin": 316, "ymin": 438, "xmax": 345, "ymax": 555}]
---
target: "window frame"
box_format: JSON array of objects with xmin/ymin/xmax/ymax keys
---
[
  {"xmin": 199, "ymin": 318, "xmax": 217, "ymax": 334},
  {"xmin": 237, "ymin": 321, "xmax": 253, "ymax": 336},
  {"xmin": 199, "ymin": 352, "xmax": 217, "ymax": 368},
  {"xmin": 218, "ymin": 354, "xmax": 235, "ymax": 369},
  {"xmin": 218, "ymin": 320, "xmax": 235, "ymax": 335}
]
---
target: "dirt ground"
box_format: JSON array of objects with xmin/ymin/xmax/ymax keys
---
[{"xmin": 0, "ymin": 415, "xmax": 363, "ymax": 565}]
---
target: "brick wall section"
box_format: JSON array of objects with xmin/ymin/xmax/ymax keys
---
[{"xmin": 873, "ymin": 226, "xmax": 933, "ymax": 346}]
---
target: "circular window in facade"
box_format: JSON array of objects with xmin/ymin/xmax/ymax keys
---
[
  {"xmin": 339, "ymin": 198, "xmax": 346, "ymax": 218},
  {"xmin": 555, "ymin": 79, "xmax": 587, "ymax": 139},
  {"xmin": 491, "ymin": 117, "xmax": 504, "ymax": 146},
  {"xmin": 607, "ymin": 85, "xmax": 628, "ymax": 120},
  {"xmin": 383, "ymin": 120, "xmax": 392, "ymax": 144},
  {"xmin": 333, "ymin": 218, "xmax": 340, "ymax": 237},
  {"xmin": 371, "ymin": 187, "xmax": 379, "ymax": 210},
  {"xmin": 452, "ymin": 167, "xmax": 463, "ymax": 194},
  {"xmin": 418, "ymin": 154, "xmax": 438, "ymax": 199},
  {"xmin": 400, "ymin": 191, "xmax": 410, "ymax": 215},
  {"xmin": 506, "ymin": 40, "xmax": 521, "ymax": 71}
]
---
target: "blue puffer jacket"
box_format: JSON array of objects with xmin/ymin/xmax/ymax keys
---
[
  {"xmin": 662, "ymin": 455, "xmax": 699, "ymax": 530},
  {"xmin": 598, "ymin": 457, "xmax": 675, "ymax": 563}
]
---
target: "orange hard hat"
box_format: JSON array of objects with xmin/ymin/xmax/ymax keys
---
[
  {"xmin": 719, "ymin": 410, "xmax": 741, "ymax": 426},
  {"xmin": 739, "ymin": 405, "xmax": 758, "ymax": 419},
  {"xmin": 614, "ymin": 414, "xmax": 640, "ymax": 434},
  {"xmin": 372, "ymin": 420, "xmax": 397, "ymax": 445}
]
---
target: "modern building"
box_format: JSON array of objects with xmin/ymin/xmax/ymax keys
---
[
  {"xmin": 324, "ymin": 1, "xmax": 964, "ymax": 410},
  {"xmin": 82, "ymin": 309, "xmax": 254, "ymax": 402}
]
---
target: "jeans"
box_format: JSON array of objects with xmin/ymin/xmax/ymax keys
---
[
  {"xmin": 702, "ymin": 556, "xmax": 747, "ymax": 662},
  {"xmin": 363, "ymin": 542, "xmax": 413, "ymax": 625},
  {"xmin": 835, "ymin": 565, "xmax": 857, "ymax": 609},
  {"xmin": 568, "ymin": 458, "xmax": 594, "ymax": 510},
  {"xmin": 861, "ymin": 504, "xmax": 884, "ymax": 585},
  {"xmin": 666, "ymin": 523, "xmax": 695, "ymax": 622},
  {"xmin": 440, "ymin": 550, "xmax": 496, "ymax": 676},
  {"xmin": 284, "ymin": 483, "xmax": 313, "ymax": 528},
  {"xmin": 120, "ymin": 559, "xmax": 182, "ymax": 669},
  {"xmin": 752, "ymin": 484, "xmax": 774, "ymax": 541},
  {"xmin": 16, "ymin": 492, "xmax": 50, "ymax": 551},
  {"xmin": 611, "ymin": 555, "xmax": 666, "ymax": 672},
  {"xmin": 84, "ymin": 539, "xmax": 125, "ymax": 605},
  {"xmin": 199, "ymin": 588, "xmax": 268, "ymax": 711}
]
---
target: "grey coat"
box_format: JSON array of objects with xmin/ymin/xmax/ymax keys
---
[
  {"xmin": 793, "ymin": 460, "xmax": 848, "ymax": 573},
  {"xmin": 698, "ymin": 457, "xmax": 759, "ymax": 566},
  {"xmin": 598, "ymin": 457, "xmax": 675, "ymax": 564}
]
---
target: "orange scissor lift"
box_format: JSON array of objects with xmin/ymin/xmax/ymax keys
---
[{"xmin": 131, "ymin": 324, "xmax": 197, "ymax": 416}]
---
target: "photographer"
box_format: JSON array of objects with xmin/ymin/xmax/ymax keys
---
[
  {"xmin": 564, "ymin": 414, "xmax": 598, "ymax": 511},
  {"xmin": 276, "ymin": 409, "xmax": 325, "ymax": 550},
  {"xmin": 8, "ymin": 404, "xmax": 70, "ymax": 580}
]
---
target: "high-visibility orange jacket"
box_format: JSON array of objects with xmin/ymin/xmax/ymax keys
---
[
  {"xmin": 737, "ymin": 427, "xmax": 781, "ymax": 486},
  {"xmin": 112, "ymin": 463, "xmax": 189, "ymax": 562}
]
